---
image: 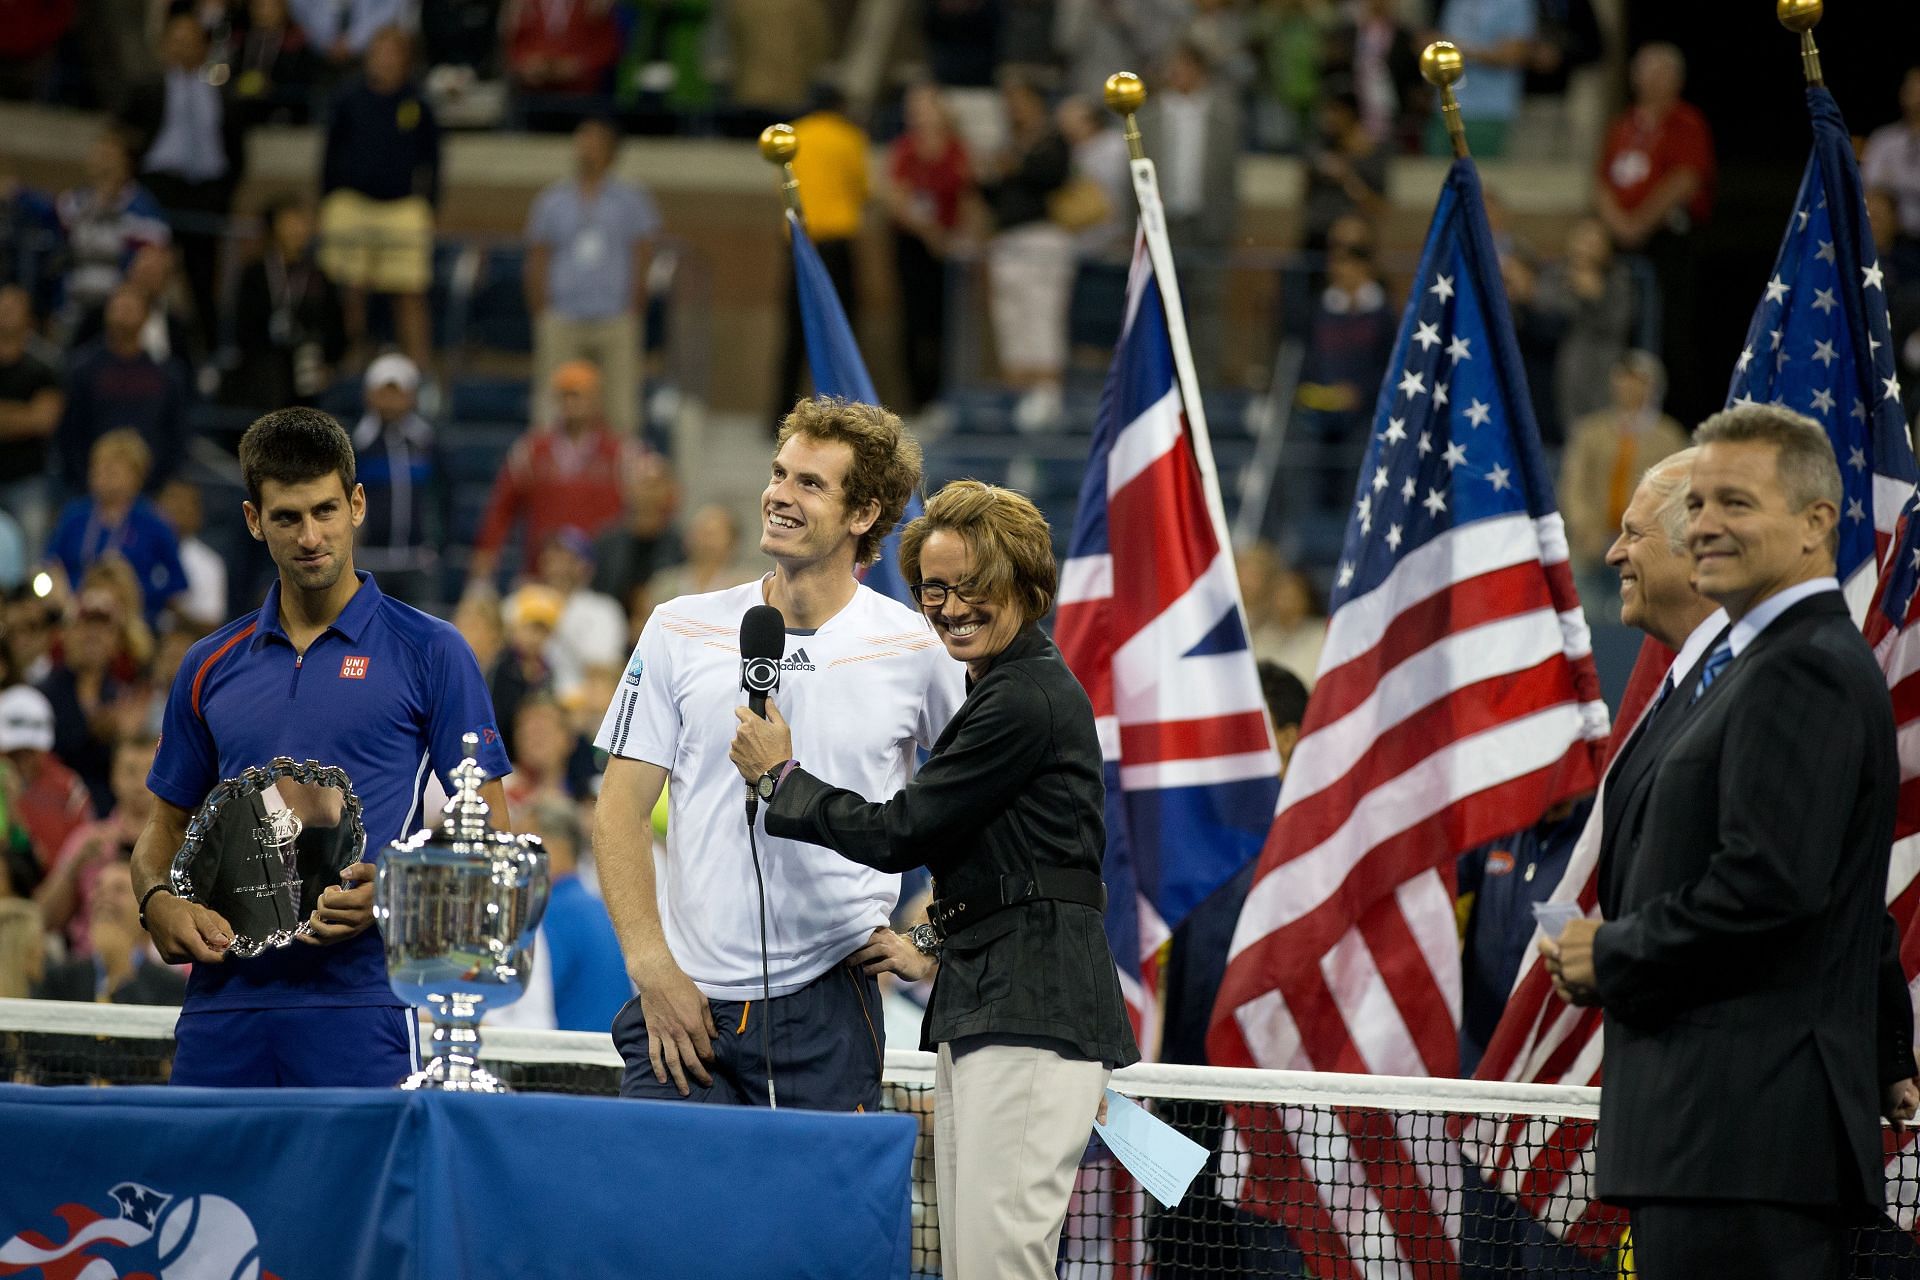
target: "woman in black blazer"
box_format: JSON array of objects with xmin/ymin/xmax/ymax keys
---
[{"xmin": 730, "ymin": 479, "xmax": 1137, "ymax": 1279}]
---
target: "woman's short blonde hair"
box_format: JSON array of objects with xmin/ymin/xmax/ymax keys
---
[{"xmin": 900, "ymin": 480, "xmax": 1057, "ymax": 625}]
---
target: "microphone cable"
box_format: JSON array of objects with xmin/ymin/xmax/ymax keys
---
[{"xmin": 745, "ymin": 795, "xmax": 778, "ymax": 1111}]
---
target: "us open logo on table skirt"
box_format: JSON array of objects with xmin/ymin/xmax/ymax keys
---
[{"xmin": 0, "ymin": 1182, "xmax": 281, "ymax": 1280}]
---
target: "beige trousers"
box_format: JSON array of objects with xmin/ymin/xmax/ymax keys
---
[
  {"xmin": 533, "ymin": 310, "xmax": 643, "ymax": 435},
  {"xmin": 934, "ymin": 1038, "xmax": 1109, "ymax": 1280}
]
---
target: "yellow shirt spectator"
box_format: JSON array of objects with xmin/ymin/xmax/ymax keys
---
[{"xmin": 791, "ymin": 109, "xmax": 870, "ymax": 243}]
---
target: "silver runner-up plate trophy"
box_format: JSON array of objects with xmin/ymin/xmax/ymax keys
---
[
  {"xmin": 170, "ymin": 759, "xmax": 366, "ymax": 958},
  {"xmin": 375, "ymin": 733, "xmax": 549, "ymax": 1092}
]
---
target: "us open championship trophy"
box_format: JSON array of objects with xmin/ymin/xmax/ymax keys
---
[
  {"xmin": 375, "ymin": 734, "xmax": 549, "ymax": 1092},
  {"xmin": 171, "ymin": 759, "xmax": 366, "ymax": 957}
]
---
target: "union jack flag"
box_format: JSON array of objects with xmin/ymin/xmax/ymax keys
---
[
  {"xmin": 1206, "ymin": 155, "xmax": 1608, "ymax": 1274},
  {"xmin": 1475, "ymin": 82, "xmax": 1920, "ymax": 1252},
  {"xmin": 1056, "ymin": 240, "xmax": 1282, "ymax": 1054}
]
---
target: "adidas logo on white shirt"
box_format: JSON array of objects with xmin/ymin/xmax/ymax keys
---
[{"xmin": 779, "ymin": 648, "xmax": 816, "ymax": 673}]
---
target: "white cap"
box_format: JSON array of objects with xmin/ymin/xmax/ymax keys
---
[
  {"xmin": 363, "ymin": 353, "xmax": 420, "ymax": 394},
  {"xmin": 0, "ymin": 685, "xmax": 55, "ymax": 753}
]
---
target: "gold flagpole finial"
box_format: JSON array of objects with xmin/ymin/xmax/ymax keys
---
[
  {"xmin": 1104, "ymin": 72, "xmax": 1148, "ymax": 162},
  {"xmin": 758, "ymin": 124, "xmax": 803, "ymax": 215},
  {"xmin": 1778, "ymin": 0, "xmax": 1824, "ymax": 87},
  {"xmin": 1420, "ymin": 42, "xmax": 1470, "ymax": 159}
]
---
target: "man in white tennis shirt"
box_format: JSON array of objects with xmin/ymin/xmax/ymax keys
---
[{"xmin": 594, "ymin": 397, "xmax": 964, "ymax": 1109}]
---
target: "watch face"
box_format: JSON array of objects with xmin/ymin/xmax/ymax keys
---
[{"xmin": 758, "ymin": 774, "xmax": 776, "ymax": 800}]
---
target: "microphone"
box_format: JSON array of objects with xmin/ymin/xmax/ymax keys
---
[{"xmin": 740, "ymin": 604, "xmax": 785, "ymax": 720}]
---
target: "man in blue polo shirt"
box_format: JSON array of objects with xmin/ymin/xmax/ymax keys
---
[{"xmin": 130, "ymin": 407, "xmax": 510, "ymax": 1087}]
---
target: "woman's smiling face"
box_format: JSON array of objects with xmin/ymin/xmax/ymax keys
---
[{"xmin": 915, "ymin": 530, "xmax": 1023, "ymax": 674}]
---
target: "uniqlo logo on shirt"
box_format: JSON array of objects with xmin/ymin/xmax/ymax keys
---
[{"xmin": 340, "ymin": 656, "xmax": 370, "ymax": 680}]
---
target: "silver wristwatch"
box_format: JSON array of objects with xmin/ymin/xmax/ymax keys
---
[{"xmin": 905, "ymin": 923, "xmax": 943, "ymax": 959}]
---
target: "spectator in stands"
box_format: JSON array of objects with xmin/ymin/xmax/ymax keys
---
[
  {"xmin": 525, "ymin": 791, "xmax": 629, "ymax": 1031},
  {"xmin": 1295, "ymin": 231, "xmax": 1394, "ymax": 509},
  {"xmin": 420, "ymin": 0, "xmax": 506, "ymax": 79},
  {"xmin": 453, "ymin": 589, "xmax": 504, "ymax": 672},
  {"xmin": 725, "ymin": 0, "xmax": 830, "ymax": 113},
  {"xmin": 34, "ymin": 859, "xmax": 186, "ymax": 1004},
  {"xmin": 490, "ymin": 583, "xmax": 560, "ymax": 759},
  {"xmin": 1, "ymin": 587, "xmax": 56, "ymax": 685},
  {"xmin": 155, "ymin": 478, "xmax": 226, "ymax": 628},
  {"xmin": 1144, "ymin": 44, "xmax": 1239, "ymax": 383},
  {"xmin": 1056, "ymin": 95, "xmax": 1130, "ymax": 261},
  {"xmin": 886, "ymin": 84, "xmax": 974, "ymax": 414},
  {"xmin": 70, "ymin": 243, "xmax": 198, "ymax": 376},
  {"xmin": 532, "ymin": 526, "xmax": 626, "ymax": 695},
  {"xmin": 37, "ymin": 586, "xmax": 139, "ymax": 813},
  {"xmin": 1301, "ymin": 88, "xmax": 1388, "ymax": 253},
  {"xmin": 590, "ymin": 450, "xmax": 680, "ymax": 619},
  {"xmin": 45, "ymin": 431, "xmax": 188, "ymax": 626},
  {"xmin": 229, "ymin": 0, "xmax": 322, "ymax": 127},
  {"xmin": 1864, "ymin": 67, "xmax": 1920, "ymax": 262},
  {"xmin": 1429, "ymin": 0, "xmax": 1535, "ymax": 158},
  {"xmin": 1249, "ymin": 0, "xmax": 1329, "ymax": 152},
  {"xmin": 505, "ymin": 692, "xmax": 580, "ymax": 811},
  {"xmin": 1323, "ymin": 0, "xmax": 1425, "ymax": 153},
  {"xmin": 504, "ymin": 0, "xmax": 621, "ymax": 98},
  {"xmin": 0, "ymin": 683, "xmax": 90, "ymax": 870},
  {"xmin": 471, "ymin": 359, "xmax": 639, "ymax": 585},
  {"xmin": 646, "ymin": 503, "xmax": 754, "ymax": 611},
  {"xmin": 0, "ymin": 285, "xmax": 63, "ymax": 559},
  {"xmin": 1595, "ymin": 43, "xmax": 1715, "ymax": 418},
  {"xmin": 1558, "ymin": 350, "xmax": 1688, "ymax": 625},
  {"xmin": 34, "ymin": 732, "xmax": 157, "ymax": 957},
  {"xmin": 231, "ymin": 197, "xmax": 344, "ymax": 411},
  {"xmin": 775, "ymin": 85, "xmax": 869, "ymax": 419},
  {"xmin": 1536, "ymin": 216, "xmax": 1636, "ymax": 429},
  {"xmin": 120, "ymin": 12, "xmax": 248, "ymax": 355},
  {"xmin": 319, "ymin": 26, "xmax": 441, "ymax": 373},
  {"xmin": 982, "ymin": 73, "xmax": 1072, "ymax": 432},
  {"xmin": 57, "ymin": 288, "xmax": 190, "ymax": 500},
  {"xmin": 350, "ymin": 352, "xmax": 447, "ymax": 606},
  {"xmin": 1498, "ymin": 235, "xmax": 1566, "ymax": 445},
  {"xmin": 1252, "ymin": 563, "xmax": 1327, "ymax": 689},
  {"xmin": 1054, "ymin": 0, "xmax": 1186, "ymax": 101},
  {"xmin": 289, "ymin": 0, "xmax": 408, "ymax": 71},
  {"xmin": 0, "ymin": 0, "xmax": 74, "ymax": 102},
  {"xmin": 525, "ymin": 116, "xmax": 660, "ymax": 438},
  {"xmin": 0, "ymin": 794, "xmax": 40, "ymax": 998},
  {"xmin": 53, "ymin": 130, "xmax": 171, "ymax": 342}
]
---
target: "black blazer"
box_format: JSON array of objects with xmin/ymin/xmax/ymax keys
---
[
  {"xmin": 1592, "ymin": 591, "xmax": 1911, "ymax": 1209},
  {"xmin": 766, "ymin": 625, "xmax": 1140, "ymax": 1068}
]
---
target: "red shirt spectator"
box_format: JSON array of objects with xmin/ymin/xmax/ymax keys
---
[
  {"xmin": 889, "ymin": 130, "xmax": 972, "ymax": 233},
  {"xmin": 505, "ymin": 0, "xmax": 622, "ymax": 98},
  {"xmin": 471, "ymin": 360, "xmax": 643, "ymax": 582},
  {"xmin": 0, "ymin": 685, "xmax": 93, "ymax": 869},
  {"xmin": 1596, "ymin": 45, "xmax": 1716, "ymax": 244}
]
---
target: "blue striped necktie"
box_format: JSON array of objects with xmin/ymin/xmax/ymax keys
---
[{"xmin": 1691, "ymin": 638, "xmax": 1733, "ymax": 704}]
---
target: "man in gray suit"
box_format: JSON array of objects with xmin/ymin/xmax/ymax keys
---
[
  {"xmin": 1141, "ymin": 42, "xmax": 1239, "ymax": 383},
  {"xmin": 1545, "ymin": 405, "xmax": 1918, "ymax": 1280}
]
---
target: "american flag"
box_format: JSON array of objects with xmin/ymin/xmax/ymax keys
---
[
  {"xmin": 1473, "ymin": 83, "xmax": 1920, "ymax": 1248},
  {"xmin": 1055, "ymin": 240, "xmax": 1282, "ymax": 1053},
  {"xmin": 1204, "ymin": 156, "xmax": 1608, "ymax": 1273}
]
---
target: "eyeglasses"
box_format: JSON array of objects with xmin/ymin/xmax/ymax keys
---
[{"xmin": 909, "ymin": 580, "xmax": 990, "ymax": 609}]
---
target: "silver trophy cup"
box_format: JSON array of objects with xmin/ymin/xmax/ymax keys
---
[
  {"xmin": 171, "ymin": 759, "xmax": 365, "ymax": 958},
  {"xmin": 375, "ymin": 734, "xmax": 549, "ymax": 1092}
]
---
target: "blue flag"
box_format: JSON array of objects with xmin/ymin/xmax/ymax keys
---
[
  {"xmin": 787, "ymin": 209, "xmax": 921, "ymax": 603},
  {"xmin": 1724, "ymin": 87, "xmax": 1916, "ymax": 594}
]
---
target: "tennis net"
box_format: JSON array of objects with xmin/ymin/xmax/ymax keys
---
[{"xmin": 7, "ymin": 997, "xmax": 1920, "ymax": 1278}]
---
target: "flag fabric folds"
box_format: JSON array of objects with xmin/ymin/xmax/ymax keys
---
[
  {"xmin": 785, "ymin": 208, "xmax": 920, "ymax": 603},
  {"xmin": 1722, "ymin": 87, "xmax": 1917, "ymax": 607},
  {"xmin": 1205, "ymin": 156, "xmax": 1607, "ymax": 1273},
  {"xmin": 1055, "ymin": 241, "xmax": 1283, "ymax": 1052}
]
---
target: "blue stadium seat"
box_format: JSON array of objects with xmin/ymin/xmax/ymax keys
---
[{"xmin": 468, "ymin": 246, "xmax": 534, "ymax": 353}]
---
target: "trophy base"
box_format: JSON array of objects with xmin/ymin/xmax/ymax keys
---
[{"xmin": 400, "ymin": 1059, "xmax": 509, "ymax": 1093}]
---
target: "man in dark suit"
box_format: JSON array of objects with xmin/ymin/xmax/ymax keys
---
[{"xmin": 1545, "ymin": 405, "xmax": 1918, "ymax": 1280}]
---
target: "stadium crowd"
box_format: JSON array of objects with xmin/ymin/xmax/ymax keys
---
[{"xmin": 0, "ymin": 0, "xmax": 1918, "ymax": 1063}]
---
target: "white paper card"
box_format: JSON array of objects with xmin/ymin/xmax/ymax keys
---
[
  {"xmin": 1092, "ymin": 1089, "xmax": 1209, "ymax": 1209},
  {"xmin": 1531, "ymin": 901, "xmax": 1583, "ymax": 938}
]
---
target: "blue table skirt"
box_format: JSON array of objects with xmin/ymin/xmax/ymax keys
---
[{"xmin": 0, "ymin": 1084, "xmax": 915, "ymax": 1279}]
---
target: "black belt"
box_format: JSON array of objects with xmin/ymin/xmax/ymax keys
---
[{"xmin": 927, "ymin": 868, "xmax": 1107, "ymax": 935}]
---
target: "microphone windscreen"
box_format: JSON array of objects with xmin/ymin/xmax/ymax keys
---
[{"xmin": 740, "ymin": 604, "xmax": 786, "ymax": 665}]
